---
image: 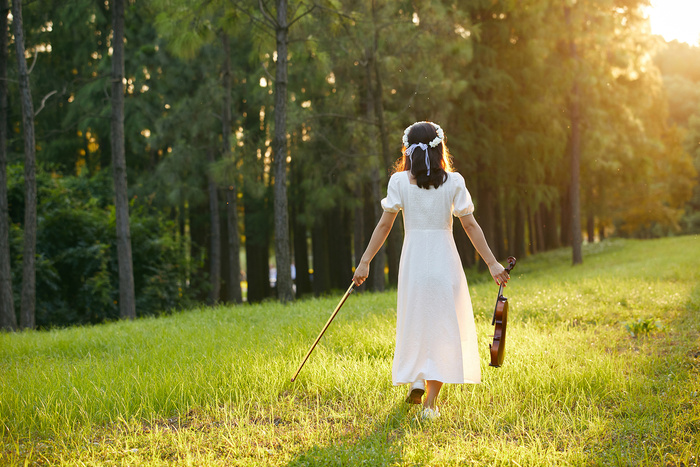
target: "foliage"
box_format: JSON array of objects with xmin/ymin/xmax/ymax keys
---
[
  {"xmin": 5, "ymin": 166, "xmax": 190, "ymax": 327},
  {"xmin": 0, "ymin": 236, "xmax": 698, "ymax": 465},
  {"xmin": 654, "ymin": 40, "xmax": 700, "ymax": 234},
  {"xmin": 2, "ymin": 0, "xmax": 699, "ymax": 323}
]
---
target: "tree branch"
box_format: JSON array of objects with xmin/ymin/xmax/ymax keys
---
[
  {"xmin": 34, "ymin": 90, "xmax": 57, "ymax": 117},
  {"xmin": 258, "ymin": 0, "xmax": 277, "ymax": 28},
  {"xmin": 260, "ymin": 60, "xmax": 275, "ymax": 83},
  {"xmin": 313, "ymin": 3, "xmax": 357, "ymax": 22},
  {"xmin": 231, "ymin": 0, "xmax": 275, "ymax": 34},
  {"xmin": 288, "ymin": 3, "xmax": 316, "ymax": 28},
  {"xmin": 27, "ymin": 49, "xmax": 39, "ymax": 74}
]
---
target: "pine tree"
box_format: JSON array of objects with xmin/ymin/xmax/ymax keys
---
[
  {"xmin": 110, "ymin": 0, "xmax": 136, "ymax": 319},
  {"xmin": 12, "ymin": 0, "xmax": 37, "ymax": 329},
  {"xmin": 0, "ymin": 0, "xmax": 17, "ymax": 331}
]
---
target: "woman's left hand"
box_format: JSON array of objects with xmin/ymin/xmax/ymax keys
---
[{"xmin": 488, "ymin": 262, "xmax": 509, "ymax": 286}]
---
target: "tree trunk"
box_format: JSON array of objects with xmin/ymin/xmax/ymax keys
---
[
  {"xmin": 328, "ymin": 208, "xmax": 353, "ymax": 289},
  {"xmin": 363, "ymin": 50, "xmax": 385, "ymax": 292},
  {"xmin": 110, "ymin": 0, "xmax": 136, "ymax": 320},
  {"xmin": 586, "ymin": 184, "xmax": 595, "ymax": 243},
  {"xmin": 369, "ymin": 168, "xmax": 385, "ymax": 292},
  {"xmin": 566, "ymin": 6, "xmax": 583, "ymax": 265},
  {"xmin": 244, "ymin": 189, "xmax": 270, "ymax": 302},
  {"xmin": 291, "ymin": 206, "xmax": 311, "ymax": 297},
  {"xmin": 289, "ymin": 154, "xmax": 311, "ymax": 297},
  {"xmin": 0, "ymin": 0, "xmax": 17, "ymax": 331},
  {"xmin": 370, "ymin": 9, "xmax": 399, "ymax": 287},
  {"xmin": 476, "ymin": 176, "xmax": 495, "ymax": 270},
  {"xmin": 353, "ymin": 186, "xmax": 365, "ymax": 292},
  {"xmin": 514, "ymin": 202, "xmax": 526, "ymax": 261},
  {"xmin": 311, "ymin": 219, "xmax": 330, "ymax": 295},
  {"xmin": 506, "ymin": 200, "xmax": 515, "ymax": 258},
  {"xmin": 535, "ymin": 205, "xmax": 545, "ymax": 253},
  {"xmin": 226, "ymin": 190, "xmax": 241, "ymax": 302},
  {"xmin": 560, "ymin": 186, "xmax": 571, "ymax": 247},
  {"xmin": 543, "ymin": 203, "xmax": 559, "ymax": 250},
  {"xmin": 569, "ymin": 78, "xmax": 583, "ymax": 263},
  {"xmin": 569, "ymin": 81, "xmax": 583, "ymax": 264},
  {"xmin": 494, "ymin": 193, "xmax": 504, "ymax": 259},
  {"xmin": 453, "ymin": 220, "xmax": 475, "ymax": 269},
  {"xmin": 221, "ymin": 32, "xmax": 242, "ymax": 304},
  {"xmin": 190, "ymin": 204, "xmax": 209, "ymax": 303},
  {"xmin": 180, "ymin": 199, "xmax": 192, "ymax": 294},
  {"xmin": 12, "ymin": 0, "xmax": 36, "ymax": 329},
  {"xmin": 271, "ymin": 0, "xmax": 293, "ymax": 302},
  {"xmin": 206, "ymin": 149, "xmax": 221, "ymax": 304},
  {"xmin": 362, "ymin": 184, "xmax": 380, "ymax": 291},
  {"xmin": 528, "ymin": 205, "xmax": 537, "ymax": 254}
]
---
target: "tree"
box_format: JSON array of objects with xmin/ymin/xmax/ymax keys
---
[
  {"xmin": 263, "ymin": 0, "xmax": 301, "ymax": 302},
  {"xmin": 559, "ymin": 0, "xmax": 684, "ymax": 242},
  {"xmin": 685, "ymin": 114, "xmax": 700, "ymax": 231},
  {"xmin": 0, "ymin": 0, "xmax": 16, "ymax": 331},
  {"xmin": 1, "ymin": 0, "xmax": 690, "ymax": 324},
  {"xmin": 206, "ymin": 147, "xmax": 222, "ymax": 304},
  {"xmin": 221, "ymin": 32, "xmax": 242, "ymax": 304},
  {"xmin": 654, "ymin": 40, "xmax": 700, "ymax": 231},
  {"xmin": 151, "ymin": 0, "xmax": 246, "ymax": 304},
  {"xmin": 12, "ymin": 0, "xmax": 38, "ymax": 329},
  {"xmin": 305, "ymin": 0, "xmax": 425, "ymax": 291},
  {"xmin": 110, "ymin": 0, "xmax": 136, "ymax": 319},
  {"xmin": 565, "ymin": 4, "xmax": 583, "ymax": 265}
]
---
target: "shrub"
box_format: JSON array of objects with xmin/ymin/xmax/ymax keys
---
[{"xmin": 7, "ymin": 166, "xmax": 191, "ymax": 327}]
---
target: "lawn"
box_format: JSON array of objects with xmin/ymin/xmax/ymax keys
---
[{"xmin": 1, "ymin": 236, "xmax": 699, "ymax": 466}]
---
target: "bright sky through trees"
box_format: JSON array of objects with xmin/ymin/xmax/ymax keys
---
[{"xmin": 648, "ymin": 0, "xmax": 700, "ymax": 46}]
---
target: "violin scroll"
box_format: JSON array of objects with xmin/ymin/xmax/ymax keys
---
[{"xmin": 506, "ymin": 256, "xmax": 516, "ymax": 273}]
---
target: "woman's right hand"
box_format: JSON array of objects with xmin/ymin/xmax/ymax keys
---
[{"xmin": 353, "ymin": 262, "xmax": 369, "ymax": 286}]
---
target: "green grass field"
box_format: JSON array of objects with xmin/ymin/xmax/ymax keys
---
[{"xmin": 1, "ymin": 236, "xmax": 699, "ymax": 466}]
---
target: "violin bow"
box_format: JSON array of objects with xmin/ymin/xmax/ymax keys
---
[{"xmin": 291, "ymin": 282, "xmax": 356, "ymax": 382}]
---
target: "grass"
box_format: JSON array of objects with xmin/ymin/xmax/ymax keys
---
[{"xmin": 1, "ymin": 235, "xmax": 699, "ymax": 466}]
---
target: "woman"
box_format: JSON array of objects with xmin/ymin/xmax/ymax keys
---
[{"xmin": 352, "ymin": 121, "xmax": 509, "ymax": 420}]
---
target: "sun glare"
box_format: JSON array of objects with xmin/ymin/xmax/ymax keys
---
[{"xmin": 648, "ymin": 0, "xmax": 700, "ymax": 46}]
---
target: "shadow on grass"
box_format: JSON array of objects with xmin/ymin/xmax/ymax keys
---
[{"xmin": 285, "ymin": 401, "xmax": 417, "ymax": 466}]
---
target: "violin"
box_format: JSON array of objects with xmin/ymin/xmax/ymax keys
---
[{"xmin": 489, "ymin": 256, "xmax": 516, "ymax": 368}]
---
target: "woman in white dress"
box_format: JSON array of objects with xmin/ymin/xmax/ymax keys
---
[{"xmin": 352, "ymin": 121, "xmax": 510, "ymax": 420}]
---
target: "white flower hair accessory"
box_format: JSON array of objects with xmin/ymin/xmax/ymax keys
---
[{"xmin": 402, "ymin": 121, "xmax": 444, "ymax": 148}]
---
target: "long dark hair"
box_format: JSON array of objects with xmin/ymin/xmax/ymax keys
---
[{"xmin": 392, "ymin": 122, "xmax": 453, "ymax": 189}]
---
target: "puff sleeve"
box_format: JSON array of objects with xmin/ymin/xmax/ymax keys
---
[
  {"xmin": 381, "ymin": 172, "xmax": 403, "ymax": 213},
  {"xmin": 452, "ymin": 172, "xmax": 475, "ymax": 217}
]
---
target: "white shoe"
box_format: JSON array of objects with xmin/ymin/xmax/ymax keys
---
[
  {"xmin": 405, "ymin": 381, "xmax": 425, "ymax": 404},
  {"xmin": 420, "ymin": 407, "xmax": 440, "ymax": 421}
]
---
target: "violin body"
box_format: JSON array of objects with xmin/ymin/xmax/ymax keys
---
[
  {"xmin": 489, "ymin": 295, "xmax": 508, "ymax": 367},
  {"xmin": 489, "ymin": 256, "xmax": 516, "ymax": 368}
]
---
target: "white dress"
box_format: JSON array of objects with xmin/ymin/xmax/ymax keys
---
[{"xmin": 381, "ymin": 170, "xmax": 481, "ymax": 386}]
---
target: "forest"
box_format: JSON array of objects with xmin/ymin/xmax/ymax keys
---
[{"xmin": 0, "ymin": 0, "xmax": 698, "ymax": 330}]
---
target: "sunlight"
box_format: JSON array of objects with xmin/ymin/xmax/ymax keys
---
[{"xmin": 648, "ymin": 0, "xmax": 700, "ymax": 46}]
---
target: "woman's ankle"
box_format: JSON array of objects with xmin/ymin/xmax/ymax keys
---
[{"xmin": 423, "ymin": 400, "xmax": 437, "ymax": 409}]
